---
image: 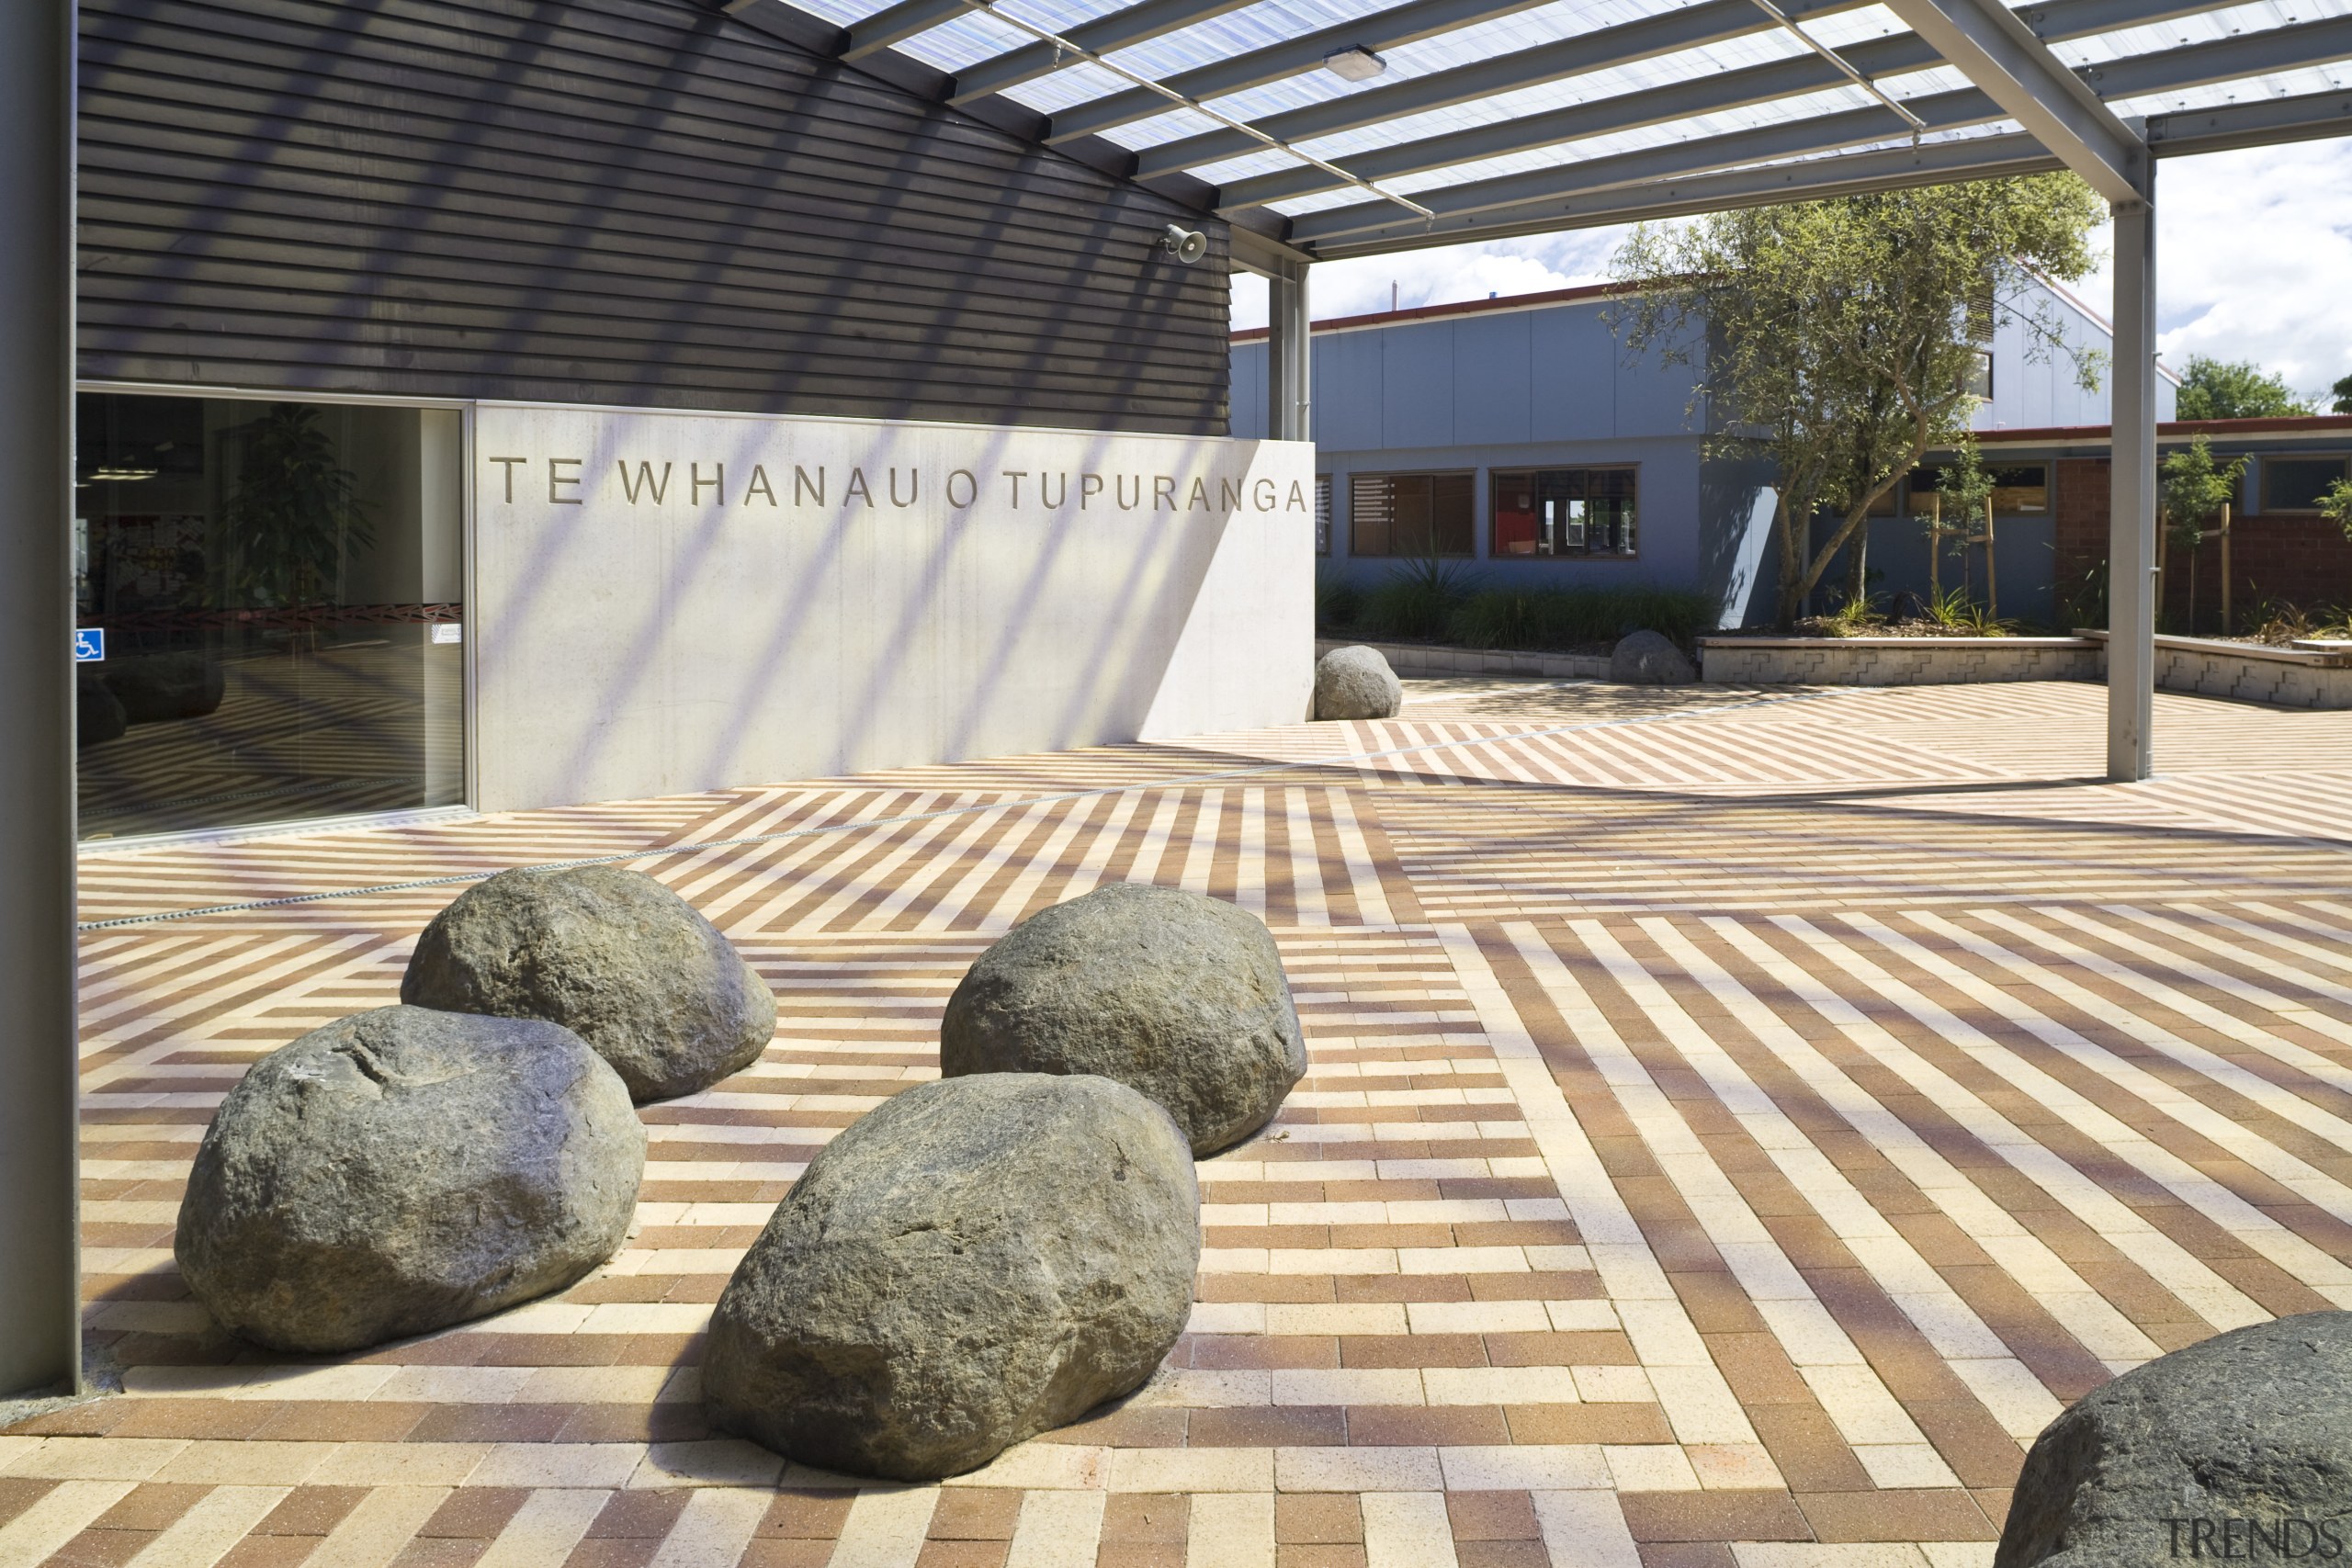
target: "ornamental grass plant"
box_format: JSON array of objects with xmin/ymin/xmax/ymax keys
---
[{"xmin": 1318, "ymin": 559, "xmax": 1717, "ymax": 652}]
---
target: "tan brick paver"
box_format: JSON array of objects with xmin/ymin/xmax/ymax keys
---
[{"xmin": 33, "ymin": 679, "xmax": 2352, "ymax": 1566}]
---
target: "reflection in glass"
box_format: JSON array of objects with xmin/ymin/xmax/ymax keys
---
[{"xmin": 74, "ymin": 394, "xmax": 465, "ymax": 840}]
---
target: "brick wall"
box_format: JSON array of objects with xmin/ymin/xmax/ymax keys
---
[{"xmin": 2052, "ymin": 456, "xmax": 2352, "ymax": 633}]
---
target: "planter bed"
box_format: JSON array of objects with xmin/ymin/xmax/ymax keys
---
[
  {"xmin": 1698, "ymin": 635, "xmax": 2101, "ymax": 687},
  {"xmin": 1313, "ymin": 637, "xmax": 1611, "ymax": 681}
]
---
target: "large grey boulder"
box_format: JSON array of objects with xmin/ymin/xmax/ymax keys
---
[
  {"xmin": 1610, "ymin": 629, "xmax": 1697, "ymax": 684},
  {"xmin": 707, "ymin": 1073, "xmax": 1199, "ymax": 1481},
  {"xmin": 76, "ymin": 669, "xmax": 127, "ymax": 747},
  {"xmin": 109, "ymin": 651, "xmax": 225, "ymax": 724},
  {"xmin": 939, "ymin": 882, "xmax": 1306, "ymax": 1156},
  {"xmin": 1314, "ymin": 644, "xmax": 1402, "ymax": 719},
  {"xmin": 401, "ymin": 864, "xmax": 776, "ymax": 1102},
  {"xmin": 1996, "ymin": 1311, "xmax": 2352, "ymax": 1568},
  {"xmin": 175, "ymin": 1005, "xmax": 644, "ymax": 1354}
]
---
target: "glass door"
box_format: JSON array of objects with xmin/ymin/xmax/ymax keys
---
[{"xmin": 74, "ymin": 393, "xmax": 465, "ymax": 840}]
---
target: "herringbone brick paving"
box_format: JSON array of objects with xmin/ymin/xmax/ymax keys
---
[{"xmin": 21, "ymin": 678, "xmax": 2352, "ymax": 1566}]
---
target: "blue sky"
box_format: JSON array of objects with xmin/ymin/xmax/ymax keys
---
[{"xmin": 1230, "ymin": 136, "xmax": 2352, "ymax": 407}]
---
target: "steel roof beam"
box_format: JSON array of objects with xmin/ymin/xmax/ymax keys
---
[
  {"xmin": 842, "ymin": 0, "xmax": 975, "ymax": 62},
  {"xmin": 1306, "ymin": 130, "xmax": 2061, "ymax": 255},
  {"xmin": 2081, "ymin": 11, "xmax": 2352, "ymax": 99},
  {"xmin": 1135, "ymin": 0, "xmax": 1852, "ymax": 175},
  {"xmin": 1147, "ymin": 0, "xmax": 2214, "ymax": 183},
  {"xmin": 1157, "ymin": 0, "xmax": 2220, "ymax": 187},
  {"xmin": 1042, "ymin": 0, "xmax": 1576, "ymax": 144},
  {"xmin": 1277, "ymin": 12, "xmax": 2352, "ymax": 242},
  {"xmin": 1213, "ymin": 31, "xmax": 1940, "ymax": 210},
  {"xmin": 2143, "ymin": 85, "xmax": 2352, "ymax": 157},
  {"xmin": 947, "ymin": 0, "xmax": 1261, "ymax": 106},
  {"xmin": 1879, "ymin": 0, "xmax": 2143, "ymax": 202},
  {"xmin": 1208, "ymin": 0, "xmax": 2289, "ymax": 210},
  {"xmin": 1284, "ymin": 87, "xmax": 2003, "ymax": 242}
]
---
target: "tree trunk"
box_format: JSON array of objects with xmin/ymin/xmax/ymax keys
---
[
  {"xmin": 2221, "ymin": 502, "xmax": 2233, "ymax": 634},
  {"xmin": 1983, "ymin": 497, "xmax": 1997, "ymax": 621},
  {"xmin": 1928, "ymin": 494, "xmax": 1941, "ymax": 603},
  {"xmin": 1846, "ymin": 519, "xmax": 1869, "ymax": 607}
]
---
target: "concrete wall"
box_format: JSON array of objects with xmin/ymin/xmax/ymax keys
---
[{"xmin": 471, "ymin": 403, "xmax": 1314, "ymax": 813}]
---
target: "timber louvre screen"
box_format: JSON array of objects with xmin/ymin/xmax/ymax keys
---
[{"xmin": 75, "ymin": 0, "xmax": 1234, "ymax": 434}]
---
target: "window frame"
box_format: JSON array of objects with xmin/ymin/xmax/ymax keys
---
[
  {"xmin": 1346, "ymin": 468, "xmax": 1477, "ymax": 559},
  {"xmin": 1487, "ymin": 465, "xmax": 1643, "ymax": 560},
  {"xmin": 2261, "ymin": 454, "xmax": 2351, "ymax": 514}
]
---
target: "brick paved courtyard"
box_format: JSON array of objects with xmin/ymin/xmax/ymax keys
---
[{"xmin": 17, "ymin": 677, "xmax": 2352, "ymax": 1567}]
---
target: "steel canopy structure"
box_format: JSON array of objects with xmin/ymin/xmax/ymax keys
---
[
  {"xmin": 728, "ymin": 0, "xmax": 2348, "ymax": 784},
  {"xmin": 722, "ymin": 0, "xmax": 2352, "ymax": 267}
]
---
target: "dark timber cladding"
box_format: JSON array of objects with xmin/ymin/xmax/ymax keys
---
[{"xmin": 77, "ymin": 0, "xmax": 1231, "ymax": 434}]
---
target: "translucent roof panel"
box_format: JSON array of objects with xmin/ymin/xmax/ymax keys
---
[{"xmin": 752, "ymin": 0, "xmax": 2352, "ymax": 254}]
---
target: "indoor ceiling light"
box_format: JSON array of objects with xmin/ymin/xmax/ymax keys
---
[{"xmin": 1322, "ymin": 46, "xmax": 1386, "ymax": 83}]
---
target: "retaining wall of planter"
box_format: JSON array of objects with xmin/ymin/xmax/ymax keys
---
[
  {"xmin": 1314, "ymin": 639, "xmax": 1611, "ymax": 680},
  {"xmin": 2078, "ymin": 631, "xmax": 2352, "ymax": 710},
  {"xmin": 1324, "ymin": 632, "xmax": 2352, "ymax": 710},
  {"xmin": 1698, "ymin": 636, "xmax": 2103, "ymax": 686}
]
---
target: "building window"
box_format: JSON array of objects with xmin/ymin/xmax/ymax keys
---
[
  {"xmin": 1905, "ymin": 462, "xmax": 2046, "ymax": 515},
  {"xmin": 1963, "ymin": 349, "xmax": 1994, "ymax": 402},
  {"xmin": 1490, "ymin": 468, "xmax": 1638, "ymax": 558},
  {"xmin": 2264, "ymin": 456, "xmax": 2350, "ymax": 513},
  {"xmin": 1350, "ymin": 471, "xmax": 1475, "ymax": 557},
  {"xmin": 1990, "ymin": 464, "xmax": 2046, "ymax": 513},
  {"xmin": 1315, "ymin": 475, "xmax": 1332, "ymax": 557},
  {"xmin": 74, "ymin": 392, "xmax": 466, "ymax": 841}
]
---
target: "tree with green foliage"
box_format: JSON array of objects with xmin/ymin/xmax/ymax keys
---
[
  {"xmin": 220, "ymin": 404, "xmax": 372, "ymax": 608},
  {"xmin": 2332, "ymin": 374, "xmax": 2352, "ymax": 416},
  {"xmin": 1609, "ymin": 175, "xmax": 2105, "ymax": 627},
  {"xmin": 2173, "ymin": 355, "xmax": 2313, "ymax": 421},
  {"xmin": 1929, "ymin": 434, "xmax": 1995, "ymax": 604},
  {"xmin": 2158, "ymin": 434, "xmax": 2247, "ymax": 631},
  {"xmin": 2322, "ymin": 475, "xmax": 2352, "ymax": 539}
]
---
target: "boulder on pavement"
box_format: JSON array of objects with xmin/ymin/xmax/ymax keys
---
[
  {"xmin": 175, "ymin": 1005, "xmax": 644, "ymax": 1354},
  {"xmin": 1314, "ymin": 644, "xmax": 1402, "ymax": 719},
  {"xmin": 108, "ymin": 651, "xmax": 226, "ymax": 724},
  {"xmin": 77, "ymin": 669, "xmax": 127, "ymax": 747},
  {"xmin": 706, "ymin": 1073, "xmax": 1199, "ymax": 1481},
  {"xmin": 1996, "ymin": 1311, "xmax": 2352, "ymax": 1568},
  {"xmin": 1610, "ymin": 629, "xmax": 1696, "ymax": 685},
  {"xmin": 401, "ymin": 864, "xmax": 776, "ymax": 1102},
  {"xmin": 940, "ymin": 881, "xmax": 1306, "ymax": 1156}
]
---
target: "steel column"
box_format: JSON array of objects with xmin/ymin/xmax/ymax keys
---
[
  {"xmin": 0, "ymin": 0, "xmax": 84, "ymax": 1398},
  {"xmin": 2108, "ymin": 165, "xmax": 2157, "ymax": 783},
  {"xmin": 1266, "ymin": 264, "xmax": 1312, "ymax": 443}
]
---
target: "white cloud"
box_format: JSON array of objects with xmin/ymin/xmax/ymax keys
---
[
  {"xmin": 1228, "ymin": 226, "xmax": 1633, "ymax": 330},
  {"xmin": 1233, "ymin": 136, "xmax": 2352, "ymax": 407}
]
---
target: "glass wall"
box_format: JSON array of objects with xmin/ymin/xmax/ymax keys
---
[{"xmin": 74, "ymin": 394, "xmax": 465, "ymax": 841}]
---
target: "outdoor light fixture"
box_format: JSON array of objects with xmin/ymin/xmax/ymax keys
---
[
  {"xmin": 1322, "ymin": 45, "xmax": 1386, "ymax": 82},
  {"xmin": 1160, "ymin": 223, "xmax": 1208, "ymax": 265}
]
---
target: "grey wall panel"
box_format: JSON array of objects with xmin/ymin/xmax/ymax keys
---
[
  {"xmin": 1230, "ymin": 340, "xmax": 1267, "ymax": 438},
  {"xmin": 78, "ymin": 0, "xmax": 1230, "ymax": 434},
  {"xmin": 1529, "ymin": 308, "xmax": 1616, "ymax": 441},
  {"xmin": 1452, "ymin": 313, "xmax": 1531, "ymax": 447},
  {"xmin": 1313, "ymin": 332, "xmax": 1385, "ymax": 452},
  {"xmin": 1613, "ymin": 321, "xmax": 1704, "ymax": 441},
  {"xmin": 1379, "ymin": 324, "xmax": 1454, "ymax": 451}
]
